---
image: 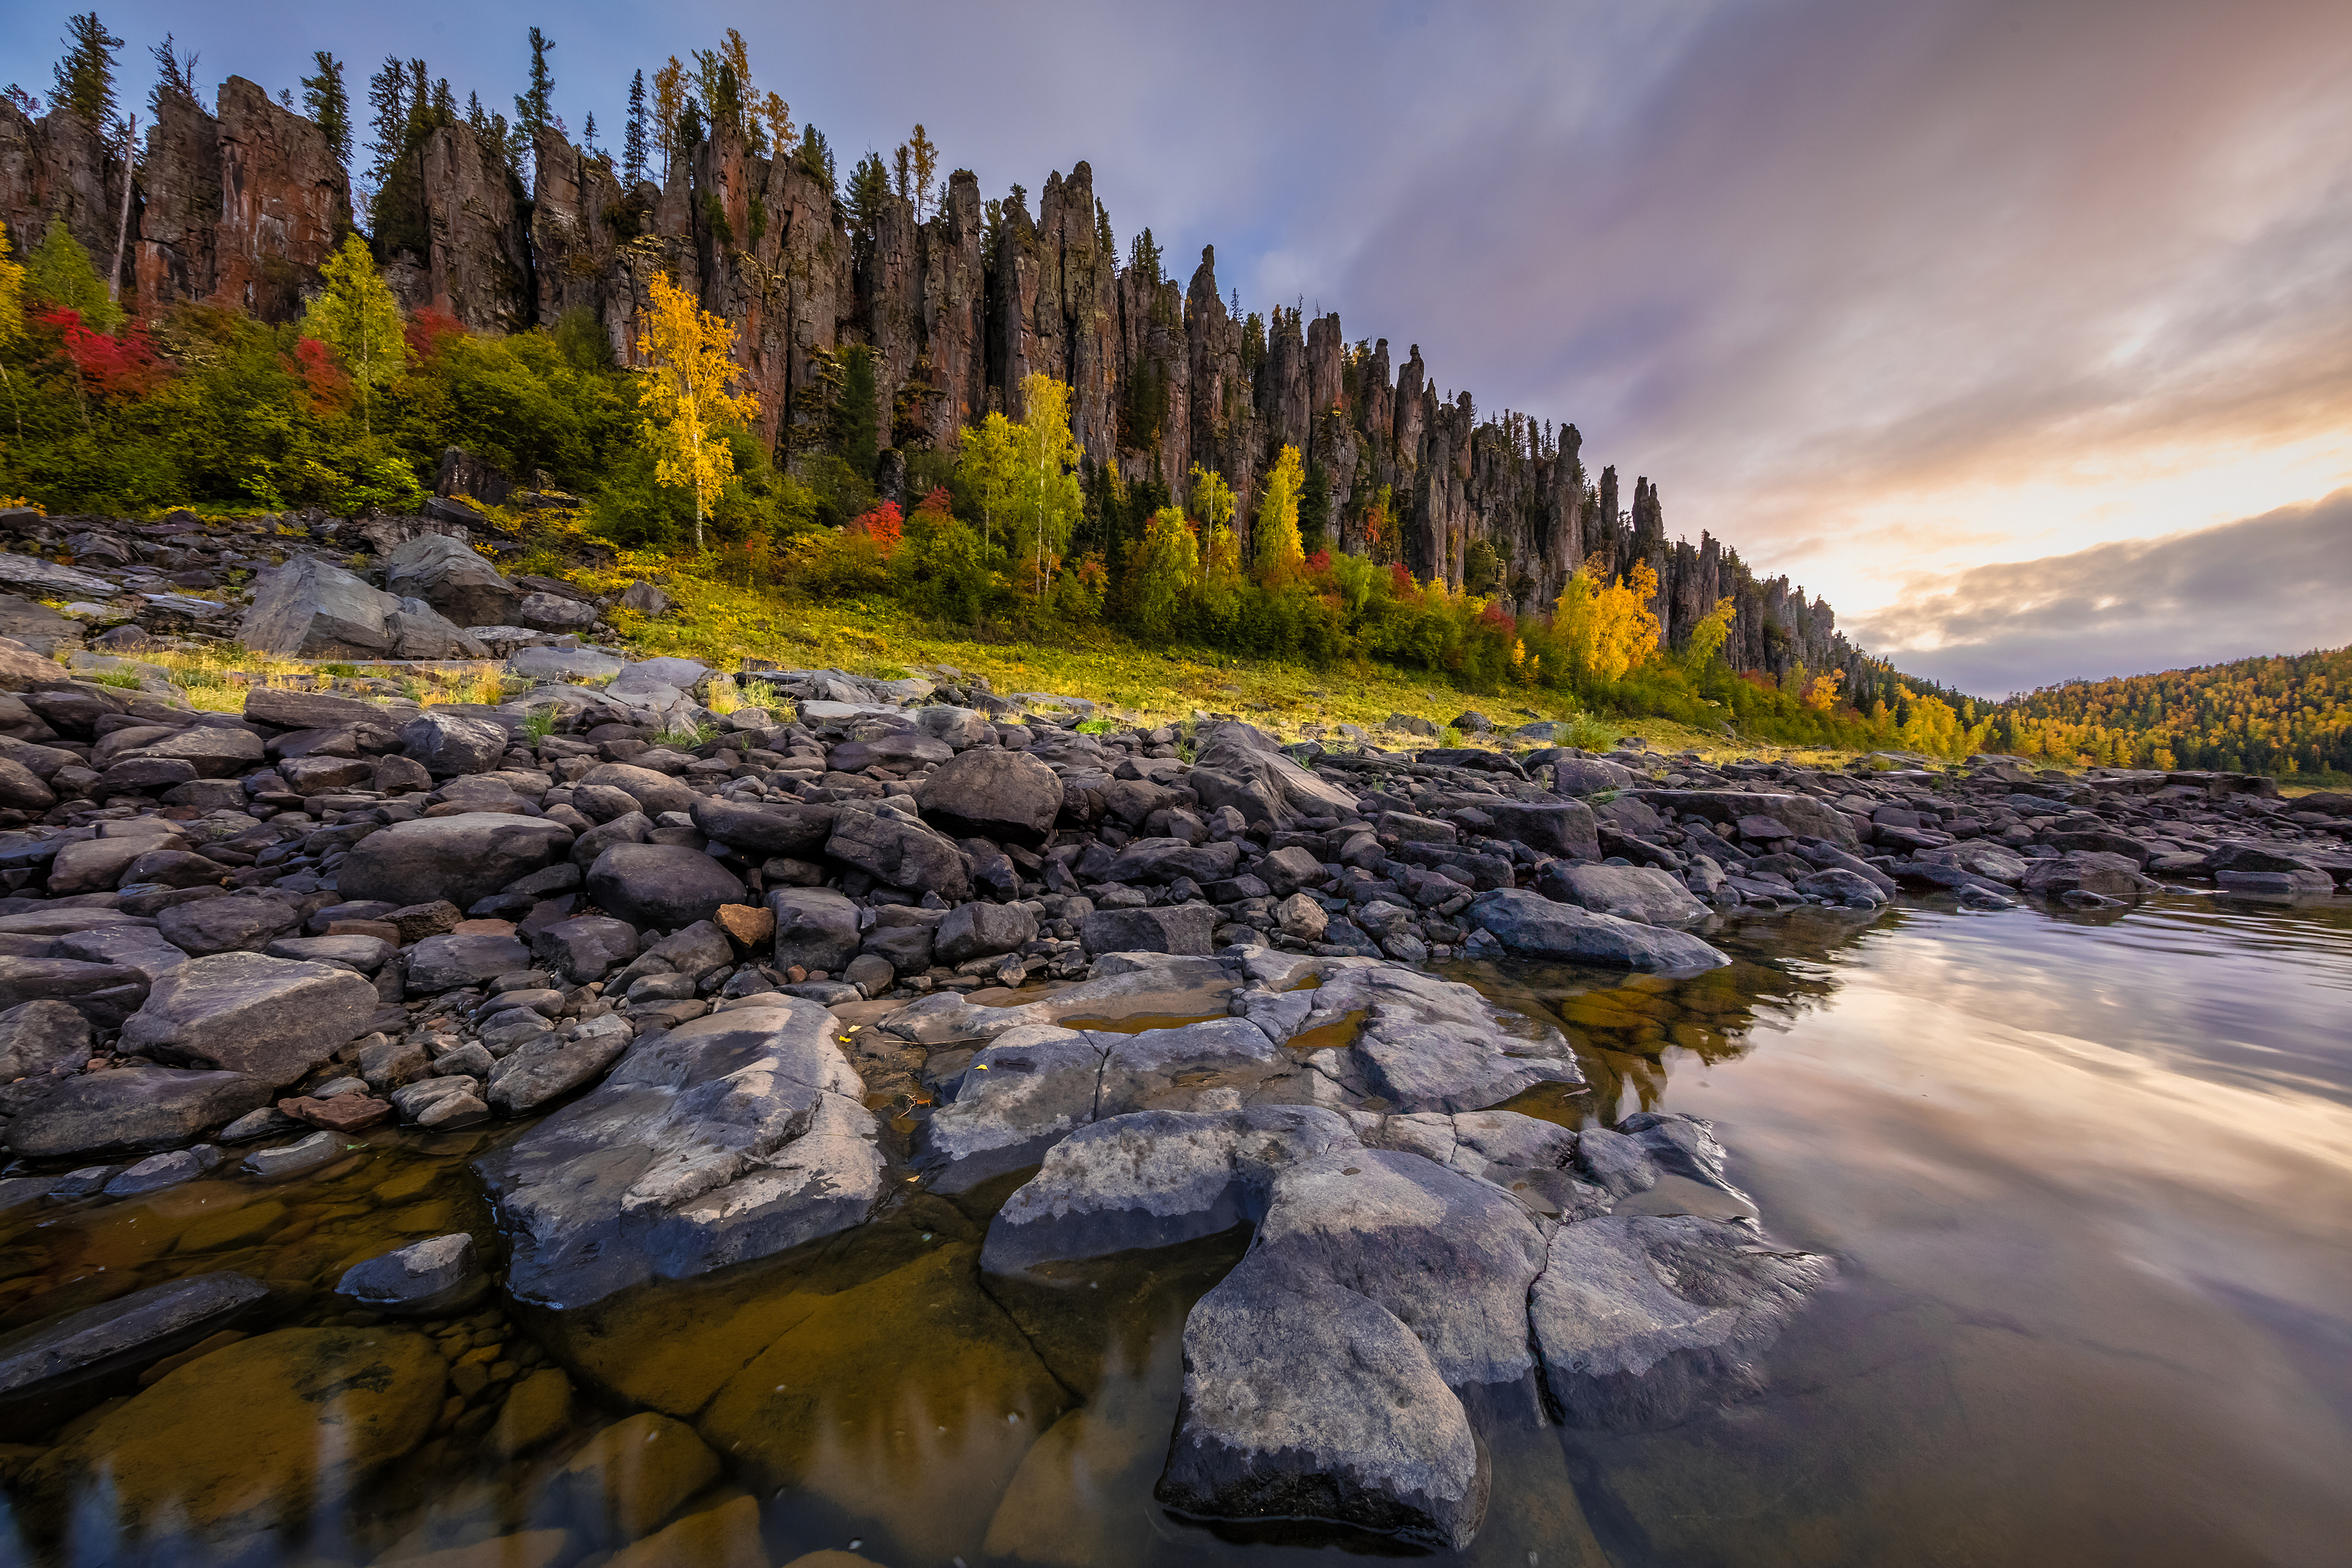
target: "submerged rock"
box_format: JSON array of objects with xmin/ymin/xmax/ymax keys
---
[
  {"xmin": 0, "ymin": 1270, "xmax": 270, "ymax": 1439},
  {"xmin": 1468, "ymin": 888, "xmax": 1731, "ymax": 971},
  {"xmin": 336, "ymin": 1232, "xmax": 489, "ymax": 1316}
]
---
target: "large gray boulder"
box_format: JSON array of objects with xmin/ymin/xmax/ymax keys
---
[
  {"xmin": 1156, "ymin": 1247, "xmax": 1488, "ymax": 1551},
  {"xmin": 1530, "ymin": 1214, "xmax": 1835, "ymax": 1428},
  {"xmin": 238, "ymin": 555, "xmax": 397, "ymax": 658},
  {"xmin": 529, "ymin": 914, "xmax": 639, "ymax": 983},
  {"xmin": 384, "ymin": 533, "xmax": 523, "ymax": 630},
  {"xmin": 1468, "ymin": 889, "xmax": 1730, "ymax": 971},
  {"xmin": 577, "ymin": 762, "xmax": 695, "ymax": 818},
  {"xmin": 475, "ymin": 1001, "xmax": 884, "ymax": 1308},
  {"xmin": 115, "ymin": 725, "xmax": 265, "ymax": 779},
  {"xmin": 0, "ymin": 956, "xmax": 149, "ymax": 1028},
  {"xmin": 688, "ymin": 796, "xmax": 834, "ymax": 858},
  {"xmin": 1079, "ymin": 903, "xmax": 1218, "ymax": 956},
  {"xmin": 1187, "ymin": 721, "xmax": 1361, "ymax": 828},
  {"xmin": 384, "ymin": 598, "xmax": 490, "ymax": 659},
  {"xmin": 586, "ymin": 844, "xmax": 746, "ymax": 931},
  {"xmin": 336, "ymin": 813, "xmax": 575, "ymax": 909},
  {"xmin": 1487, "ymin": 801, "xmax": 1601, "ymax": 861},
  {"xmin": 825, "ymin": 803, "xmax": 970, "ymax": 901},
  {"xmin": 2020, "ymin": 851, "xmax": 2159, "ymax": 899},
  {"xmin": 118, "ymin": 953, "xmax": 377, "ymax": 1084},
  {"xmin": 0, "ymin": 1271, "xmax": 271, "ymax": 1439},
  {"xmin": 916, "ymin": 748, "xmax": 1065, "ymax": 845},
  {"xmin": 0, "ymin": 1000, "xmax": 90, "ymax": 1080},
  {"xmin": 1536, "ymin": 862, "xmax": 1711, "ymax": 927},
  {"xmin": 4, "ymin": 1066, "xmax": 269, "ymax": 1159},
  {"xmin": 154, "ymin": 893, "xmax": 303, "ymax": 956},
  {"xmin": 769, "ymin": 887, "xmax": 861, "ymax": 972},
  {"xmin": 242, "ymin": 685, "xmax": 395, "ymax": 731},
  {"xmin": 932, "ymin": 901, "xmax": 1037, "ymax": 966},
  {"xmin": 405, "ymin": 931, "xmax": 534, "ymax": 992},
  {"xmin": 1632, "ymin": 789, "xmax": 1861, "ymax": 851},
  {"xmin": 484, "ymin": 1015, "xmax": 634, "ymax": 1115},
  {"xmin": 398, "ymin": 711, "xmax": 509, "ymax": 777},
  {"xmin": 1106, "ymin": 837, "xmax": 1243, "ymax": 886}
]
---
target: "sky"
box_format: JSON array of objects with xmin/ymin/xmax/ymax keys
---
[{"xmin": 5, "ymin": 0, "xmax": 2349, "ymax": 696}]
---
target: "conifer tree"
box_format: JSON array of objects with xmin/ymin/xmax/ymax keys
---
[
  {"xmin": 583, "ymin": 112, "xmax": 599, "ymax": 156},
  {"xmin": 907, "ymin": 125, "xmax": 938, "ymax": 220},
  {"xmin": 147, "ymin": 34, "xmax": 198, "ymax": 112},
  {"xmin": 636, "ymin": 271, "xmax": 758, "ymax": 550},
  {"xmin": 756, "ymin": 93, "xmax": 793, "ymax": 159},
  {"xmin": 301, "ymin": 233, "xmax": 409, "ymax": 434},
  {"xmin": 847, "ymin": 151, "xmax": 891, "ymax": 234},
  {"xmin": 364, "ymin": 56, "xmax": 408, "ymax": 187},
  {"xmin": 52, "ymin": 13, "xmax": 122, "ymax": 130},
  {"xmin": 652, "ymin": 57, "xmax": 684, "ymax": 178},
  {"xmin": 515, "ymin": 27, "xmax": 555, "ymax": 146},
  {"xmin": 301, "ymin": 52, "xmax": 351, "ymax": 165},
  {"xmin": 622, "ymin": 70, "xmax": 648, "ymax": 182}
]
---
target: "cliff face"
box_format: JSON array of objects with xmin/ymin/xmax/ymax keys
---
[{"xmin": 0, "ymin": 89, "xmax": 1859, "ymax": 683}]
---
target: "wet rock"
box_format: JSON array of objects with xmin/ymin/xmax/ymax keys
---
[
  {"xmin": 244, "ymin": 1128, "xmax": 350, "ymax": 1179},
  {"xmin": 1156, "ymin": 1247, "xmax": 1486, "ymax": 1551},
  {"xmin": 492, "ymin": 1367, "xmax": 574, "ymax": 1459},
  {"xmin": 769, "ymin": 887, "xmax": 862, "ymax": 973},
  {"xmin": 1536, "ymin": 862, "xmax": 1711, "ymax": 927},
  {"xmin": 279, "ymin": 1091, "xmax": 393, "ymax": 1131},
  {"xmin": 2018, "ymin": 851, "xmax": 2158, "ymax": 900},
  {"xmin": 0, "ymin": 1270, "xmax": 270, "ymax": 1440},
  {"xmin": 485, "ymin": 1014, "xmax": 635, "ymax": 1114},
  {"xmin": 916, "ymin": 748, "xmax": 1065, "ymax": 844},
  {"xmin": 338, "ymin": 812, "xmax": 575, "ymax": 909},
  {"xmin": 1268, "ymin": 960, "xmax": 1588, "ymax": 1112},
  {"xmin": 119, "ymin": 952, "xmax": 376, "ymax": 1083},
  {"xmin": 477, "ymin": 1000, "xmax": 884, "ymax": 1308},
  {"xmin": 1079, "ymin": 902, "xmax": 1218, "ymax": 955},
  {"xmin": 546, "ymin": 1410, "xmax": 720, "ymax": 1543},
  {"xmin": 826, "ymin": 804, "xmax": 971, "ymax": 901},
  {"xmin": 155, "ymin": 892, "xmax": 303, "ymax": 955},
  {"xmin": 0, "ymin": 998, "xmax": 90, "ymax": 1080},
  {"xmin": 20, "ymin": 1327, "xmax": 442, "ymax": 1537},
  {"xmin": 400, "ymin": 710, "xmax": 510, "ymax": 777},
  {"xmin": 608, "ymin": 1494, "xmax": 765, "ymax": 1568},
  {"xmin": 1468, "ymin": 888, "xmax": 1730, "ymax": 971},
  {"xmin": 587, "ymin": 843, "xmax": 746, "ymax": 931},
  {"xmin": 336, "ymin": 1232, "xmax": 489, "ymax": 1316},
  {"xmin": 1530, "ymin": 1214, "xmax": 1835, "ymax": 1428},
  {"xmin": 1795, "ymin": 866, "xmax": 1891, "ymax": 906},
  {"xmin": 102, "ymin": 1145, "xmax": 223, "ymax": 1196}
]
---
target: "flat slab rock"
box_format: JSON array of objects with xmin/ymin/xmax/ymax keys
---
[
  {"xmin": 477, "ymin": 998, "xmax": 885, "ymax": 1308},
  {"xmin": 0, "ymin": 1270, "xmax": 270, "ymax": 1439}
]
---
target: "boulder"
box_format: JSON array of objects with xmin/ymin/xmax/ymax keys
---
[
  {"xmin": 243, "ymin": 685, "xmax": 391, "ymax": 731},
  {"xmin": 336, "ymin": 812, "xmax": 575, "ymax": 908},
  {"xmin": 587, "ymin": 844, "xmax": 746, "ymax": 931},
  {"xmin": 1536, "ymin": 862, "xmax": 1711, "ymax": 927},
  {"xmin": 46, "ymin": 833, "xmax": 177, "ymax": 894},
  {"xmin": 116, "ymin": 724, "xmax": 266, "ymax": 778},
  {"xmin": 1530, "ymin": 1214, "xmax": 1835, "ymax": 1428},
  {"xmin": 579, "ymin": 762, "xmax": 696, "ymax": 818},
  {"xmin": 485, "ymin": 1016, "xmax": 635, "ymax": 1114},
  {"xmin": 1487, "ymin": 800, "xmax": 1602, "ymax": 861},
  {"xmin": 916, "ymin": 749, "xmax": 1065, "ymax": 845},
  {"xmin": 933, "ymin": 902, "xmax": 1039, "ymax": 966},
  {"xmin": 154, "ymin": 892, "xmax": 303, "ymax": 955},
  {"xmin": 1156, "ymin": 1247, "xmax": 1486, "ymax": 1551},
  {"xmin": 0, "ymin": 956, "xmax": 150, "ymax": 1026},
  {"xmin": 1079, "ymin": 903, "xmax": 1218, "ymax": 956},
  {"xmin": 336, "ymin": 1232, "xmax": 489, "ymax": 1316},
  {"xmin": 616, "ymin": 579, "xmax": 673, "ymax": 615},
  {"xmin": 530, "ymin": 913, "xmax": 640, "ymax": 982},
  {"xmin": 476, "ymin": 1001, "xmax": 884, "ymax": 1308},
  {"xmin": 689, "ymin": 796, "xmax": 835, "ymax": 858},
  {"xmin": 399, "ymin": 710, "xmax": 510, "ymax": 776},
  {"xmin": 119, "ymin": 953, "xmax": 377, "ymax": 1083},
  {"xmin": 1107, "ymin": 837, "xmax": 1243, "ymax": 886},
  {"xmin": 517, "ymin": 592, "xmax": 600, "ymax": 631},
  {"xmin": 2019, "ymin": 851, "xmax": 2158, "ymax": 900},
  {"xmin": 1187, "ymin": 721, "xmax": 1361, "ymax": 827},
  {"xmin": 1259, "ymin": 844, "xmax": 1327, "ymax": 896},
  {"xmin": 1261, "ymin": 960, "xmax": 1588, "ymax": 1113},
  {"xmin": 5, "ymin": 1066, "xmax": 270, "ymax": 1159},
  {"xmin": 546, "ymin": 1412, "xmax": 720, "ymax": 1545},
  {"xmin": 405, "ymin": 931, "xmax": 535, "ymax": 992},
  {"xmin": 1468, "ymin": 889, "xmax": 1730, "ymax": 971},
  {"xmin": 508, "ymin": 643, "xmax": 627, "ymax": 684},
  {"xmin": 826, "ymin": 804, "xmax": 971, "ymax": 900},
  {"xmin": 384, "ymin": 532, "xmax": 523, "ymax": 629},
  {"xmin": 769, "ymin": 887, "xmax": 862, "ymax": 972},
  {"xmin": 238, "ymin": 555, "xmax": 400, "ymax": 657},
  {"xmin": 0, "ymin": 999, "xmax": 90, "ymax": 1080},
  {"xmin": 385, "ymin": 597, "xmax": 491, "ymax": 659},
  {"xmin": 1632, "ymin": 789, "xmax": 1860, "ymax": 851},
  {"xmin": 0, "ymin": 1270, "xmax": 271, "ymax": 1440}
]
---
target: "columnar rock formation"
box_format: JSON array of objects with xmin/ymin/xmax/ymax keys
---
[{"xmin": 0, "ymin": 90, "xmax": 1862, "ymax": 681}]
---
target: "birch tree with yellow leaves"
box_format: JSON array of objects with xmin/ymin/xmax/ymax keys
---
[{"xmin": 636, "ymin": 271, "xmax": 757, "ymax": 551}]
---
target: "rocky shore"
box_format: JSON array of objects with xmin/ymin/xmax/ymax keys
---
[{"xmin": 0, "ymin": 506, "xmax": 2342, "ymax": 1557}]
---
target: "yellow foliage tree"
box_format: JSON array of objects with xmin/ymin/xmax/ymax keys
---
[
  {"xmin": 1803, "ymin": 670, "xmax": 1844, "ymax": 711},
  {"xmin": 1555, "ymin": 560, "xmax": 1662, "ymax": 682},
  {"xmin": 636, "ymin": 271, "xmax": 758, "ymax": 550},
  {"xmin": 1897, "ymin": 694, "xmax": 1994, "ymax": 759},
  {"xmin": 1189, "ymin": 463, "xmax": 1236, "ymax": 530},
  {"xmin": 0, "ymin": 220, "xmax": 25, "ymax": 438},
  {"xmin": 1253, "ymin": 444, "xmax": 1304, "ymax": 578},
  {"xmin": 1682, "ymin": 593, "xmax": 1735, "ymax": 671},
  {"xmin": 1009, "ymin": 373, "xmax": 1083, "ymax": 596},
  {"xmin": 300, "ymin": 233, "xmax": 412, "ymax": 436}
]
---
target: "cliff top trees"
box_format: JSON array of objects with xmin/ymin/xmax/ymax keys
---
[
  {"xmin": 52, "ymin": 13, "xmax": 122, "ymax": 130},
  {"xmin": 515, "ymin": 27, "xmax": 555, "ymax": 147},
  {"xmin": 902, "ymin": 125, "xmax": 938, "ymax": 220},
  {"xmin": 622, "ymin": 70, "xmax": 648, "ymax": 183},
  {"xmin": 636, "ymin": 271, "xmax": 757, "ymax": 550},
  {"xmin": 301, "ymin": 52, "xmax": 352, "ymax": 166},
  {"xmin": 1253, "ymin": 444, "xmax": 1305, "ymax": 577},
  {"xmin": 300, "ymin": 233, "xmax": 409, "ymax": 434},
  {"xmin": 147, "ymin": 34, "xmax": 198, "ymax": 112},
  {"xmin": 652, "ymin": 57, "xmax": 684, "ymax": 178}
]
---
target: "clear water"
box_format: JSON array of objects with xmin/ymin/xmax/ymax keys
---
[{"xmin": 2, "ymin": 892, "xmax": 2347, "ymax": 1566}]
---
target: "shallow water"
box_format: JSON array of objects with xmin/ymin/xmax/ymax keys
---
[{"xmin": 2, "ymin": 892, "xmax": 2347, "ymax": 1566}]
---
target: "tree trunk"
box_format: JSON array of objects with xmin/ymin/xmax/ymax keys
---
[{"xmin": 109, "ymin": 118, "xmax": 136, "ymax": 306}]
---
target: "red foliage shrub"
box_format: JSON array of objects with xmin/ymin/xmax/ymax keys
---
[
  {"xmin": 292, "ymin": 336, "xmax": 350, "ymax": 409},
  {"xmin": 1305, "ymin": 548, "xmax": 1332, "ymax": 572},
  {"xmin": 850, "ymin": 500, "xmax": 906, "ymax": 558},
  {"xmin": 405, "ymin": 307, "xmax": 466, "ymax": 360},
  {"xmin": 41, "ymin": 309, "xmax": 170, "ymax": 401}
]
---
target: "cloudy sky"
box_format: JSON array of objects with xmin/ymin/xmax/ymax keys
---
[{"xmin": 8, "ymin": 0, "xmax": 2348, "ymax": 695}]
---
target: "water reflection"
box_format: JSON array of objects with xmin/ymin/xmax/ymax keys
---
[{"xmin": 0, "ymin": 893, "xmax": 2346, "ymax": 1566}]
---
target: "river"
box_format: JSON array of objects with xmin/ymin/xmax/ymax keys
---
[{"xmin": 3, "ymin": 891, "xmax": 2347, "ymax": 1567}]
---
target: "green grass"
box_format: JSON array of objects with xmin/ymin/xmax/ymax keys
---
[{"xmin": 85, "ymin": 667, "xmax": 144, "ymax": 690}]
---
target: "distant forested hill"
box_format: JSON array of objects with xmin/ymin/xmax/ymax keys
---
[{"xmin": 1986, "ymin": 646, "xmax": 2350, "ymax": 779}]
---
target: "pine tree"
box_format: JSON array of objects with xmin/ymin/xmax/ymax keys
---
[
  {"xmin": 847, "ymin": 150, "xmax": 891, "ymax": 234},
  {"xmin": 301, "ymin": 232, "xmax": 410, "ymax": 435},
  {"xmin": 364, "ymin": 56, "xmax": 408, "ymax": 187},
  {"xmin": 798, "ymin": 127, "xmax": 836, "ymax": 198},
  {"xmin": 907, "ymin": 125, "xmax": 938, "ymax": 220},
  {"xmin": 147, "ymin": 33, "xmax": 198, "ymax": 112},
  {"xmin": 622, "ymin": 70, "xmax": 648, "ymax": 182},
  {"xmin": 1298, "ymin": 458, "xmax": 1329, "ymax": 557},
  {"xmin": 515, "ymin": 27, "xmax": 555, "ymax": 147},
  {"xmin": 583, "ymin": 111, "xmax": 599, "ymax": 156},
  {"xmin": 756, "ymin": 93, "xmax": 792, "ymax": 159},
  {"xmin": 892, "ymin": 143, "xmax": 911, "ymax": 205},
  {"xmin": 1128, "ymin": 226, "xmax": 1161, "ymax": 286},
  {"xmin": 635, "ymin": 270, "xmax": 759, "ymax": 550},
  {"xmin": 301, "ymin": 52, "xmax": 351, "ymax": 165},
  {"xmin": 52, "ymin": 13, "xmax": 122, "ymax": 131}
]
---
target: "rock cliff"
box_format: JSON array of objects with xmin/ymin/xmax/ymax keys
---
[{"xmin": 0, "ymin": 89, "xmax": 1860, "ymax": 683}]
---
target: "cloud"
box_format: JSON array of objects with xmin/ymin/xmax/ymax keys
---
[{"xmin": 1848, "ymin": 491, "xmax": 2352, "ymax": 696}]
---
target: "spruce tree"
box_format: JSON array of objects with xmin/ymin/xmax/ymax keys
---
[
  {"xmin": 147, "ymin": 33, "xmax": 198, "ymax": 112},
  {"xmin": 515, "ymin": 27, "xmax": 555, "ymax": 145},
  {"xmin": 364, "ymin": 56, "xmax": 407, "ymax": 187},
  {"xmin": 583, "ymin": 112, "xmax": 599, "ymax": 156},
  {"xmin": 51, "ymin": 13, "xmax": 122, "ymax": 130},
  {"xmin": 623, "ymin": 70, "xmax": 648, "ymax": 183},
  {"xmin": 300, "ymin": 52, "xmax": 351, "ymax": 165}
]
